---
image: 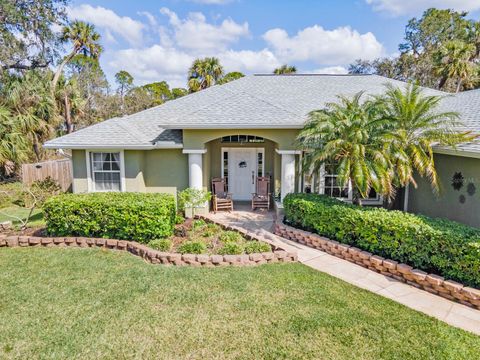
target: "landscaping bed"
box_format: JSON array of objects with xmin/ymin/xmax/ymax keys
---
[{"xmin": 283, "ymin": 193, "xmax": 480, "ymax": 288}]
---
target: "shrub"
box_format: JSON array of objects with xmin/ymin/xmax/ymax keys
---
[
  {"xmin": 245, "ymin": 241, "xmax": 271, "ymax": 254},
  {"xmin": 148, "ymin": 239, "xmax": 172, "ymax": 251},
  {"xmin": 219, "ymin": 242, "xmax": 244, "ymax": 255},
  {"xmin": 192, "ymin": 219, "xmax": 206, "ymax": 228},
  {"xmin": 43, "ymin": 192, "xmax": 176, "ymax": 243},
  {"xmin": 219, "ymin": 231, "xmax": 243, "ymax": 243},
  {"xmin": 178, "ymin": 240, "xmax": 207, "ymax": 254},
  {"xmin": 175, "ymin": 214, "xmax": 185, "ymax": 225},
  {"xmin": 284, "ymin": 193, "xmax": 480, "ymax": 288},
  {"xmin": 26, "ymin": 176, "xmax": 62, "ymax": 208}
]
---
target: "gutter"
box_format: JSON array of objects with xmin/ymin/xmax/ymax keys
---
[{"xmin": 43, "ymin": 143, "xmax": 184, "ymax": 150}]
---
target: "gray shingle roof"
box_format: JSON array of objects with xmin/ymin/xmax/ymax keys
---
[{"xmin": 44, "ymin": 74, "xmax": 480, "ymax": 153}]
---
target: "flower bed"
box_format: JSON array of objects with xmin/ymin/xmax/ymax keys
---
[
  {"xmin": 0, "ymin": 217, "xmax": 297, "ymax": 267},
  {"xmin": 150, "ymin": 218, "xmax": 272, "ymax": 256}
]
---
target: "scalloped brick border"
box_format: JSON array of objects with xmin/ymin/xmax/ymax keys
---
[
  {"xmin": 0, "ymin": 222, "xmax": 297, "ymax": 267},
  {"xmin": 275, "ymin": 222, "xmax": 480, "ymax": 310}
]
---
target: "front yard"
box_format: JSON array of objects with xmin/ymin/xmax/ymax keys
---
[{"xmin": 0, "ymin": 247, "xmax": 478, "ymax": 359}]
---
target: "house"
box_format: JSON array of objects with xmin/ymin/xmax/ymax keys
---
[{"xmin": 44, "ymin": 74, "xmax": 480, "ymax": 227}]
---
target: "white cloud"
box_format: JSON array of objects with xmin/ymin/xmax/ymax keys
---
[
  {"xmin": 67, "ymin": 4, "xmax": 145, "ymax": 45},
  {"xmin": 263, "ymin": 25, "xmax": 384, "ymax": 65},
  {"xmin": 160, "ymin": 7, "xmax": 249, "ymax": 51},
  {"xmin": 366, "ymin": 0, "xmax": 480, "ymax": 16},
  {"xmin": 313, "ymin": 66, "xmax": 348, "ymax": 74},
  {"xmin": 108, "ymin": 45, "xmax": 194, "ymax": 87},
  {"xmin": 219, "ymin": 49, "xmax": 281, "ymax": 73}
]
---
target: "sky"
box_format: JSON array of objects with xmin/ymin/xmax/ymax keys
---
[{"xmin": 67, "ymin": 0, "xmax": 480, "ymax": 88}]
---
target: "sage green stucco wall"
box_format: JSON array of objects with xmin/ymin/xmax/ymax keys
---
[
  {"xmin": 71, "ymin": 149, "xmax": 188, "ymax": 195},
  {"xmin": 124, "ymin": 150, "xmax": 146, "ymax": 192},
  {"xmin": 408, "ymin": 153, "xmax": 480, "ymax": 228},
  {"xmin": 143, "ymin": 149, "xmax": 188, "ymax": 196},
  {"xmin": 183, "ymin": 129, "xmax": 299, "ymax": 150},
  {"xmin": 72, "ymin": 150, "xmax": 88, "ymax": 193}
]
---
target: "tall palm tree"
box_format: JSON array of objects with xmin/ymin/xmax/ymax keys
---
[
  {"xmin": 435, "ymin": 40, "xmax": 476, "ymax": 92},
  {"xmin": 51, "ymin": 21, "xmax": 102, "ymax": 98},
  {"xmin": 188, "ymin": 57, "xmax": 224, "ymax": 92},
  {"xmin": 297, "ymin": 92, "xmax": 391, "ymax": 204},
  {"xmin": 273, "ymin": 65, "xmax": 297, "ymax": 75},
  {"xmin": 379, "ymin": 83, "xmax": 473, "ymax": 193}
]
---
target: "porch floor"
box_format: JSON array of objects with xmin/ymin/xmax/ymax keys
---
[{"xmin": 206, "ymin": 203, "xmax": 480, "ymax": 336}]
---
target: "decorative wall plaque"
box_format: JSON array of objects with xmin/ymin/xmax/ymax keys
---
[{"xmin": 451, "ymin": 172, "xmax": 464, "ymax": 191}]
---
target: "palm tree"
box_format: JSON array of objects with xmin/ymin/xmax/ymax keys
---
[
  {"xmin": 273, "ymin": 65, "xmax": 297, "ymax": 75},
  {"xmin": 188, "ymin": 57, "xmax": 224, "ymax": 92},
  {"xmin": 297, "ymin": 92, "xmax": 391, "ymax": 204},
  {"xmin": 379, "ymin": 83, "xmax": 473, "ymax": 193},
  {"xmin": 435, "ymin": 40, "xmax": 476, "ymax": 92},
  {"xmin": 51, "ymin": 21, "xmax": 102, "ymax": 98},
  {"xmin": 0, "ymin": 106, "xmax": 29, "ymax": 176},
  {"xmin": 55, "ymin": 77, "xmax": 85, "ymax": 134}
]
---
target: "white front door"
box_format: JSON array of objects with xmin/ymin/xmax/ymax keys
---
[{"xmin": 228, "ymin": 148, "xmax": 257, "ymax": 200}]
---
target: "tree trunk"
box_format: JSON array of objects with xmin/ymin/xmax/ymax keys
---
[
  {"xmin": 64, "ymin": 93, "xmax": 73, "ymax": 133},
  {"xmin": 438, "ymin": 75, "xmax": 448, "ymax": 89},
  {"xmin": 350, "ymin": 180, "xmax": 362, "ymax": 207},
  {"xmin": 456, "ymin": 78, "xmax": 463, "ymax": 93},
  {"xmin": 51, "ymin": 49, "xmax": 77, "ymax": 99}
]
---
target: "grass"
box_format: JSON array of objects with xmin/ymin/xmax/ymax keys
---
[
  {"xmin": 0, "ymin": 248, "xmax": 478, "ymax": 359},
  {"xmin": 0, "ymin": 206, "xmax": 44, "ymax": 227}
]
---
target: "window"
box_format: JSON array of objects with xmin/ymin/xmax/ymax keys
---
[
  {"xmin": 323, "ymin": 163, "xmax": 349, "ymax": 199},
  {"xmin": 223, "ymin": 150, "xmax": 229, "ymax": 190},
  {"xmin": 257, "ymin": 152, "xmax": 263, "ymax": 177},
  {"xmin": 221, "ymin": 135, "xmax": 264, "ymax": 143},
  {"xmin": 90, "ymin": 152, "xmax": 122, "ymax": 191}
]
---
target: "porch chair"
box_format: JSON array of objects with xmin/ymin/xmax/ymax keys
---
[
  {"xmin": 211, "ymin": 178, "xmax": 233, "ymax": 213},
  {"xmin": 252, "ymin": 176, "xmax": 271, "ymax": 210}
]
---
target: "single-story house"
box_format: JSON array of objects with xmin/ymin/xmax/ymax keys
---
[{"xmin": 44, "ymin": 74, "xmax": 480, "ymax": 227}]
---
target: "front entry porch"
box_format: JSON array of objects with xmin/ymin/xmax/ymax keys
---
[{"xmin": 183, "ymin": 133, "xmax": 301, "ymax": 212}]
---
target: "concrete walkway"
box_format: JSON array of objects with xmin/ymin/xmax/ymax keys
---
[{"xmin": 207, "ymin": 204, "xmax": 480, "ymax": 336}]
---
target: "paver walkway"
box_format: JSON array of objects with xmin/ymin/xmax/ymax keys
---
[{"xmin": 207, "ymin": 203, "xmax": 480, "ymax": 336}]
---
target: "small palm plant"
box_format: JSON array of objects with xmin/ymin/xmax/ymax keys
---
[
  {"xmin": 378, "ymin": 83, "xmax": 474, "ymax": 194},
  {"xmin": 298, "ymin": 92, "xmax": 391, "ymax": 204}
]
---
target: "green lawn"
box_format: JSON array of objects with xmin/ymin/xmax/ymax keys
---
[
  {"xmin": 0, "ymin": 248, "xmax": 478, "ymax": 359},
  {"xmin": 0, "ymin": 206, "xmax": 44, "ymax": 228}
]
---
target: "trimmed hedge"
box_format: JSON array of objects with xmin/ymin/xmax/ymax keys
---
[
  {"xmin": 44, "ymin": 192, "xmax": 176, "ymax": 243},
  {"xmin": 284, "ymin": 193, "xmax": 480, "ymax": 288}
]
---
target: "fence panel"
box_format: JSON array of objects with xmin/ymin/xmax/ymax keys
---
[{"xmin": 21, "ymin": 159, "xmax": 73, "ymax": 191}]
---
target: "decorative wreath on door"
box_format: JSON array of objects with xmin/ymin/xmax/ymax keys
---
[{"xmin": 238, "ymin": 160, "xmax": 247, "ymax": 168}]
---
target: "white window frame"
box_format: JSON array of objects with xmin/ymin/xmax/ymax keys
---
[
  {"xmin": 221, "ymin": 147, "xmax": 265, "ymax": 191},
  {"xmin": 85, "ymin": 149, "xmax": 126, "ymax": 192},
  {"xmin": 302, "ymin": 163, "xmax": 383, "ymax": 205}
]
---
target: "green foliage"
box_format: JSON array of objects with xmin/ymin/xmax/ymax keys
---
[
  {"xmin": 27, "ymin": 176, "xmax": 62, "ymax": 207},
  {"xmin": 178, "ymin": 240, "xmax": 207, "ymax": 254},
  {"xmin": 175, "ymin": 214, "xmax": 185, "ymax": 225},
  {"xmin": 148, "ymin": 239, "xmax": 172, "ymax": 252},
  {"xmin": 177, "ymin": 188, "xmax": 211, "ymax": 217},
  {"xmin": 219, "ymin": 230, "xmax": 243, "ymax": 243},
  {"xmin": 273, "ymin": 64, "xmax": 297, "ymax": 74},
  {"xmin": 284, "ymin": 193, "xmax": 480, "ymax": 287},
  {"xmin": 43, "ymin": 192, "xmax": 176, "ymax": 242},
  {"xmin": 217, "ymin": 71, "xmax": 245, "ymax": 85},
  {"xmin": 244, "ymin": 241, "xmax": 271, "ymax": 254},
  {"xmin": 0, "ymin": 182, "xmax": 24, "ymax": 208},
  {"xmin": 298, "ymin": 84, "xmax": 471, "ymax": 203},
  {"xmin": 192, "ymin": 219, "xmax": 206, "ymax": 228},
  {"xmin": 188, "ymin": 57, "xmax": 224, "ymax": 92},
  {"xmin": 171, "ymin": 87, "xmax": 188, "ymax": 99},
  {"xmin": 218, "ymin": 242, "xmax": 244, "ymax": 255}
]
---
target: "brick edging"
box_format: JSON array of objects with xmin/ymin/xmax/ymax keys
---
[
  {"xmin": 0, "ymin": 223, "xmax": 297, "ymax": 267},
  {"xmin": 275, "ymin": 221, "xmax": 480, "ymax": 310}
]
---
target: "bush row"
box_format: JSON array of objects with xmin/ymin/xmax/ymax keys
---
[
  {"xmin": 283, "ymin": 193, "xmax": 480, "ymax": 288},
  {"xmin": 44, "ymin": 192, "xmax": 176, "ymax": 242}
]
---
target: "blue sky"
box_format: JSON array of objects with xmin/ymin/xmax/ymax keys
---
[{"xmin": 67, "ymin": 0, "xmax": 480, "ymax": 88}]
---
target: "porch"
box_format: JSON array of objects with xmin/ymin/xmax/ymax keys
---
[{"xmin": 182, "ymin": 130, "xmax": 301, "ymax": 209}]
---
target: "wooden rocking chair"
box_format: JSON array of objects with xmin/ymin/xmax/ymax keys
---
[
  {"xmin": 211, "ymin": 178, "xmax": 233, "ymax": 213},
  {"xmin": 252, "ymin": 176, "xmax": 271, "ymax": 210}
]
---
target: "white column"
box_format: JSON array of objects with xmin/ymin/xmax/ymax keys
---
[
  {"xmin": 183, "ymin": 149, "xmax": 207, "ymax": 189},
  {"xmin": 277, "ymin": 150, "xmax": 298, "ymax": 201}
]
